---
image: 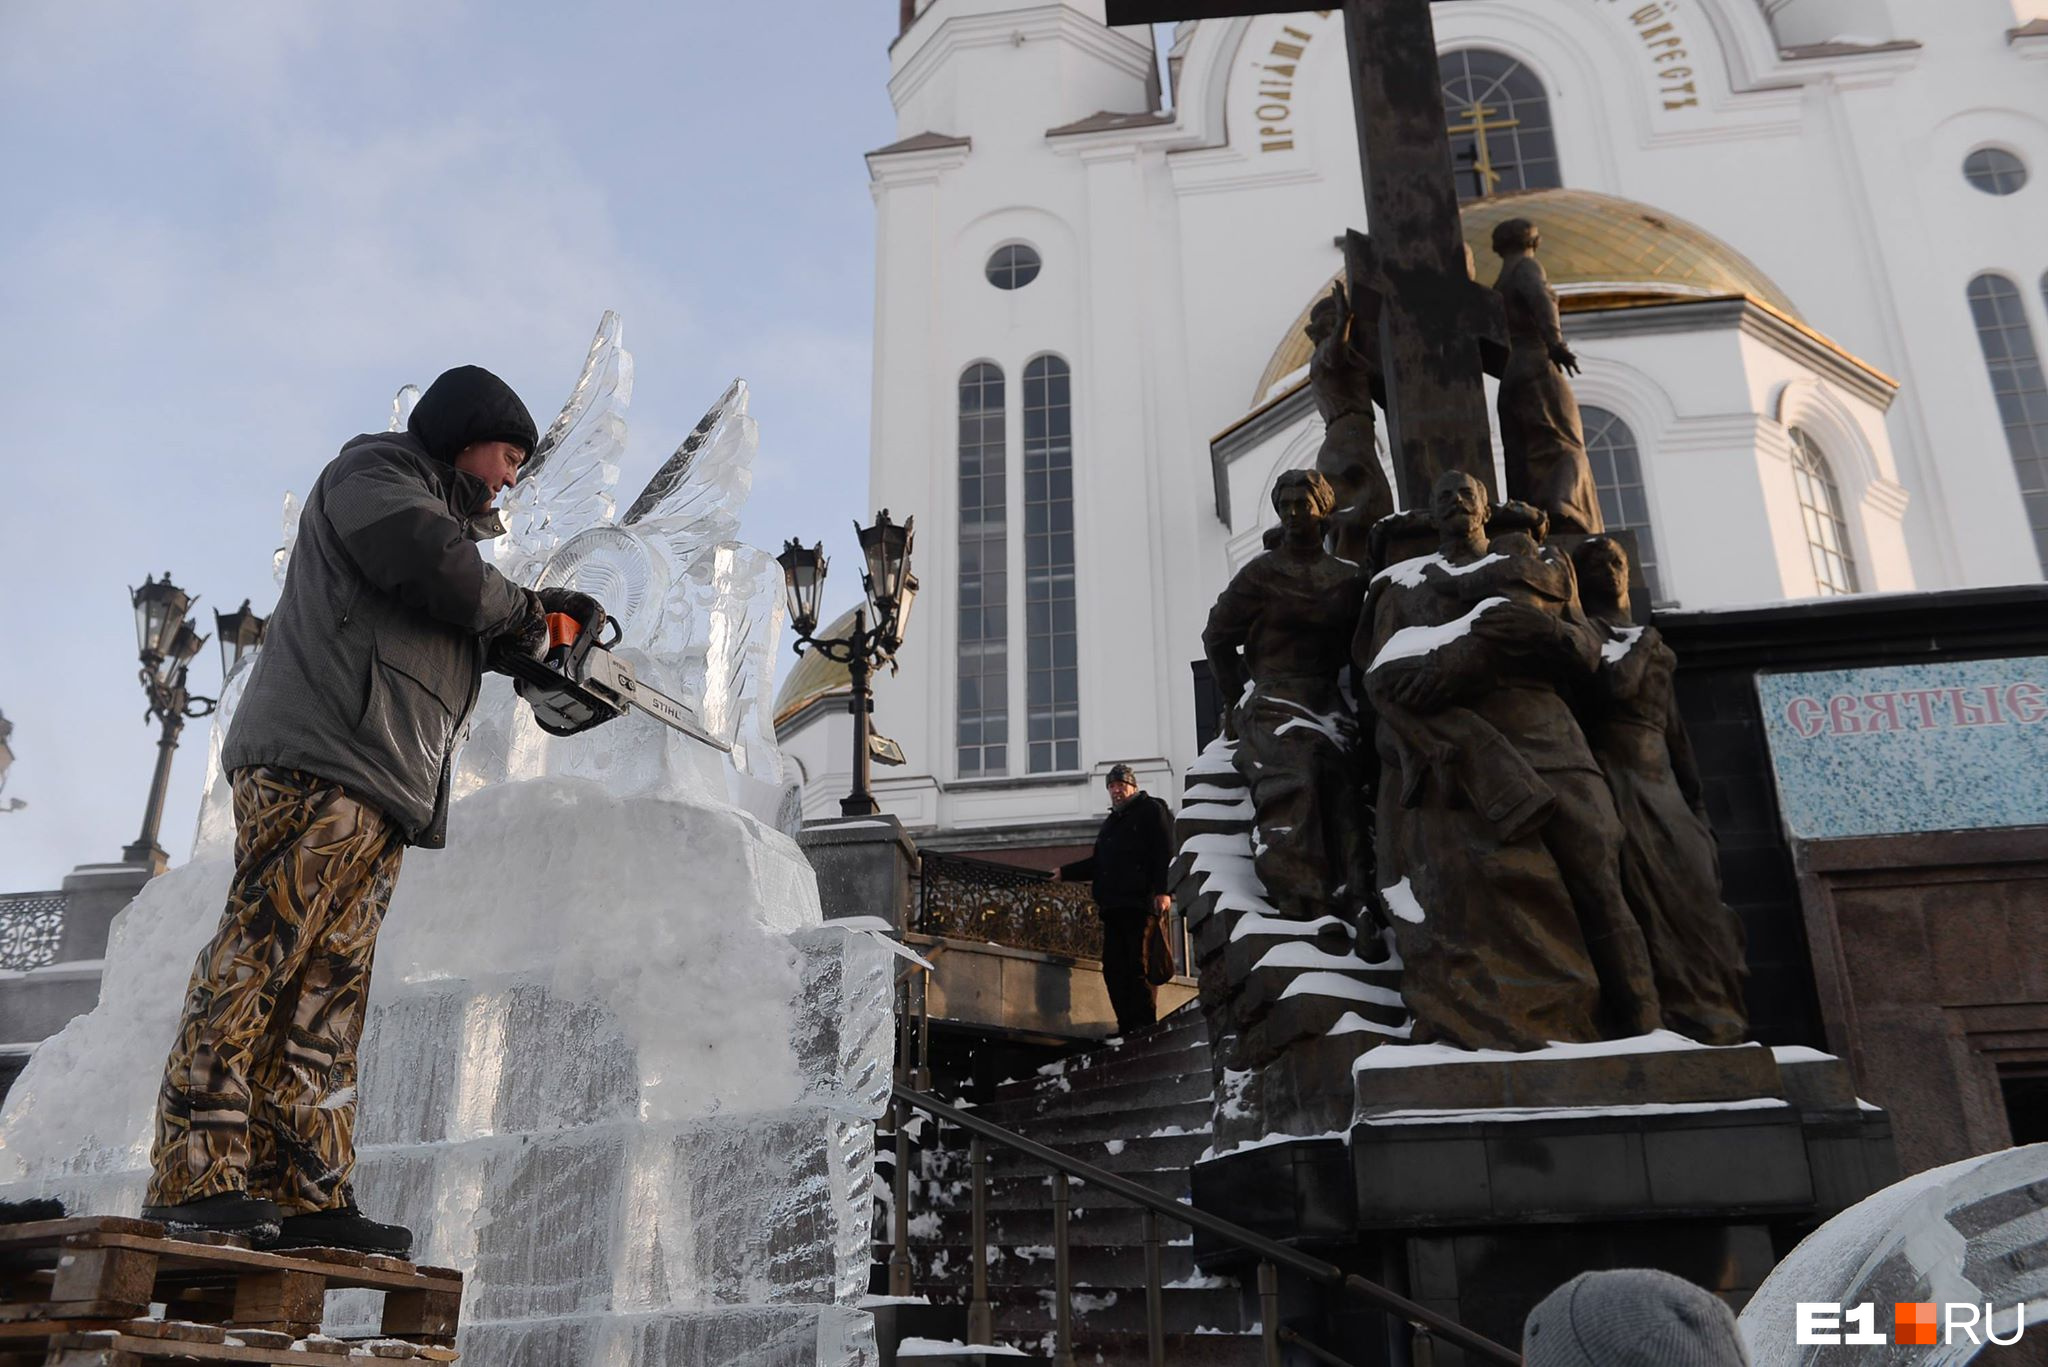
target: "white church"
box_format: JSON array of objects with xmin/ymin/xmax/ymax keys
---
[{"xmin": 777, "ymin": 0, "xmax": 2048, "ymax": 863}]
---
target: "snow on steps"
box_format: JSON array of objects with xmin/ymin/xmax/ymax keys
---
[
  {"xmin": 894, "ymin": 1008, "xmax": 1273, "ymax": 1365},
  {"xmin": 1172, "ymin": 738, "xmax": 1411, "ymax": 1067}
]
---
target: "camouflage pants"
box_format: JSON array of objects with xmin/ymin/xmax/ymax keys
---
[{"xmin": 146, "ymin": 767, "xmax": 403, "ymax": 1213}]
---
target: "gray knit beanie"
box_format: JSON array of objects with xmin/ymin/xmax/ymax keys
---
[{"xmin": 1523, "ymin": 1269, "xmax": 1749, "ymax": 1367}]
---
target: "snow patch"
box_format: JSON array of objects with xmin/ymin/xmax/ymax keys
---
[
  {"xmin": 1354, "ymin": 1029, "xmax": 1753, "ymax": 1071},
  {"xmin": 1280, "ymin": 973, "xmax": 1405, "ymax": 1008},
  {"xmin": 1373, "ymin": 551, "xmax": 1506, "ymax": 588},
  {"xmin": 898, "ymin": 1338, "xmax": 1029, "ymax": 1357},
  {"xmin": 1600, "ymin": 624, "xmax": 1645, "ymax": 663},
  {"xmin": 1381, "ymin": 878, "xmax": 1426, "ymax": 925},
  {"xmin": 1370, "ymin": 598, "xmax": 1508, "ymax": 672},
  {"xmin": 1359, "ymin": 1097, "xmax": 1790, "ymax": 1125}
]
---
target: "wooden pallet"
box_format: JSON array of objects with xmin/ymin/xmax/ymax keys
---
[{"xmin": 0, "ymin": 1217, "xmax": 462, "ymax": 1365}]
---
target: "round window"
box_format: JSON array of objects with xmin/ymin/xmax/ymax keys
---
[
  {"xmin": 985, "ymin": 244, "xmax": 1042, "ymax": 290},
  {"xmin": 1964, "ymin": 147, "xmax": 2028, "ymax": 196}
]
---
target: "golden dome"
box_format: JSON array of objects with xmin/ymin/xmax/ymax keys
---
[
  {"xmin": 772, "ymin": 605, "xmax": 861, "ymax": 729},
  {"xmin": 1252, "ymin": 188, "xmax": 1803, "ymax": 405}
]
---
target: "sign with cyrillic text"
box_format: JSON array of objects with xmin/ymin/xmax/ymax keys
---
[{"xmin": 1756, "ymin": 658, "xmax": 2048, "ymax": 840}]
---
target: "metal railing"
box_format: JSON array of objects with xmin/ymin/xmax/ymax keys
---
[
  {"xmin": 0, "ymin": 892, "xmax": 65, "ymax": 971},
  {"xmin": 888, "ymin": 1080, "xmax": 1522, "ymax": 1366},
  {"xmin": 916, "ymin": 850, "xmax": 1104, "ymax": 958}
]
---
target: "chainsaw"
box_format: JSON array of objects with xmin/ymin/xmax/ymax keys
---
[{"xmin": 498, "ymin": 612, "xmax": 729, "ymax": 751}]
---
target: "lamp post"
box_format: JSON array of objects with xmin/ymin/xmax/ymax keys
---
[
  {"xmin": 776, "ymin": 510, "xmax": 919, "ymax": 819},
  {"xmin": 122, "ymin": 574, "xmax": 267, "ymax": 873}
]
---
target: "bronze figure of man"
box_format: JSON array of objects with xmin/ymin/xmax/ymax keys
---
[
  {"xmin": 1360, "ymin": 471, "xmax": 1659, "ymax": 1049},
  {"xmin": 1493, "ymin": 219, "xmax": 1603, "ymax": 536},
  {"xmin": 1203, "ymin": 470, "xmax": 1370, "ymax": 923}
]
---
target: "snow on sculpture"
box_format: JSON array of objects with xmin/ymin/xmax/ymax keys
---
[{"xmin": 0, "ymin": 314, "xmax": 883, "ymax": 1365}]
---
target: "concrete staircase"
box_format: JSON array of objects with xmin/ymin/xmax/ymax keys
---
[{"xmin": 892, "ymin": 1005, "xmax": 1270, "ymax": 1365}]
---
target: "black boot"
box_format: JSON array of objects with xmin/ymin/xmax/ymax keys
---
[
  {"xmin": 0, "ymin": 1197, "xmax": 65, "ymax": 1224},
  {"xmin": 140, "ymin": 1192, "xmax": 282, "ymax": 1242},
  {"xmin": 269, "ymin": 1203, "xmax": 413, "ymax": 1258}
]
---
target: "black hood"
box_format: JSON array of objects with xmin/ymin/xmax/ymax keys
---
[{"xmin": 407, "ymin": 365, "xmax": 539, "ymax": 465}]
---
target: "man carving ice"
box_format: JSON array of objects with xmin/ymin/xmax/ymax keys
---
[{"xmin": 141, "ymin": 365, "xmax": 605, "ymax": 1254}]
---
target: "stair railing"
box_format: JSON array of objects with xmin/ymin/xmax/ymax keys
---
[{"xmin": 889, "ymin": 1081, "xmax": 1522, "ymax": 1367}]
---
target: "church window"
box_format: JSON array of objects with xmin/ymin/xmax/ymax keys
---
[
  {"xmin": 1023, "ymin": 355, "xmax": 1080, "ymax": 774},
  {"xmin": 1580, "ymin": 406, "xmax": 1663, "ymax": 602},
  {"xmin": 1963, "ymin": 148, "xmax": 2028, "ymax": 197},
  {"xmin": 1439, "ymin": 49, "xmax": 1561, "ymax": 202},
  {"xmin": 1970, "ymin": 274, "xmax": 2048, "ymax": 572},
  {"xmin": 986, "ymin": 244, "xmax": 1042, "ymax": 291},
  {"xmin": 1788, "ymin": 428, "xmax": 1860, "ymax": 596},
  {"xmin": 957, "ymin": 363, "xmax": 1009, "ymax": 776}
]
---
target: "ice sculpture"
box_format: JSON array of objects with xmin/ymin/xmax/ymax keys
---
[
  {"xmin": 1740, "ymin": 1144, "xmax": 2048, "ymax": 1365},
  {"xmin": 0, "ymin": 316, "xmax": 880, "ymax": 1366}
]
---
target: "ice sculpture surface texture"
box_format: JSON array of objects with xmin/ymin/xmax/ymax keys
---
[{"xmin": 0, "ymin": 319, "xmax": 879, "ymax": 1366}]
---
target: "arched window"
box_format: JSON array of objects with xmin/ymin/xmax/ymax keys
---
[
  {"xmin": 1439, "ymin": 49, "xmax": 1561, "ymax": 202},
  {"xmin": 1023, "ymin": 355, "xmax": 1079, "ymax": 774},
  {"xmin": 1580, "ymin": 406, "xmax": 1662, "ymax": 602},
  {"xmin": 1970, "ymin": 274, "xmax": 2048, "ymax": 574},
  {"xmin": 957, "ymin": 363, "xmax": 1008, "ymax": 776},
  {"xmin": 1788, "ymin": 428, "xmax": 1860, "ymax": 596}
]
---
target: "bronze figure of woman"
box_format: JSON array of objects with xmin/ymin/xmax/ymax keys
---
[{"xmin": 1572, "ymin": 536, "xmax": 1749, "ymax": 1045}]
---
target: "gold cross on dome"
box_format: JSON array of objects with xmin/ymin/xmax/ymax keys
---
[{"xmin": 1447, "ymin": 100, "xmax": 1521, "ymax": 198}]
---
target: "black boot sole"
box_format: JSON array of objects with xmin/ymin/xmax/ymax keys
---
[
  {"xmin": 150, "ymin": 1216, "xmax": 282, "ymax": 1245},
  {"xmin": 266, "ymin": 1233, "xmax": 413, "ymax": 1259}
]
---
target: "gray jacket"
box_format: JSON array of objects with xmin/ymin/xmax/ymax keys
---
[{"xmin": 225, "ymin": 432, "xmax": 537, "ymax": 847}]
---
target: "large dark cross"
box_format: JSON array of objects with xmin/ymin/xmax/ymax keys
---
[{"xmin": 1107, "ymin": 0, "xmax": 1501, "ymax": 508}]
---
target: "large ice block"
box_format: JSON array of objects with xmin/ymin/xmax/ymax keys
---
[{"xmin": 0, "ymin": 779, "xmax": 889, "ymax": 1364}]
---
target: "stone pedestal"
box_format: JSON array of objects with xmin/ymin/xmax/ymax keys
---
[
  {"xmin": 1190, "ymin": 1038, "xmax": 1897, "ymax": 1365},
  {"xmin": 799, "ymin": 815, "xmax": 919, "ymax": 930},
  {"xmin": 56, "ymin": 863, "xmax": 152, "ymax": 963}
]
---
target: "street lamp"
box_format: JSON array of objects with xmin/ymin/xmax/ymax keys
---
[
  {"xmin": 214, "ymin": 599, "xmax": 268, "ymax": 681},
  {"xmin": 777, "ymin": 510, "xmax": 919, "ymax": 819},
  {"xmin": 122, "ymin": 573, "xmax": 266, "ymax": 873},
  {"xmin": 0, "ymin": 709, "xmax": 22, "ymax": 814}
]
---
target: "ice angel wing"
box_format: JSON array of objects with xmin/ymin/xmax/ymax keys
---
[
  {"xmin": 619, "ymin": 378, "xmax": 756, "ymax": 560},
  {"xmin": 387, "ymin": 384, "xmax": 421, "ymax": 433},
  {"xmin": 497, "ymin": 311, "xmax": 634, "ymax": 587}
]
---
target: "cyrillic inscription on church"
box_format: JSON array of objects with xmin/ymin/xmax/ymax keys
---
[
  {"xmin": 1252, "ymin": 15, "xmax": 1330, "ymax": 152},
  {"xmin": 1608, "ymin": 0, "xmax": 1701, "ymax": 109}
]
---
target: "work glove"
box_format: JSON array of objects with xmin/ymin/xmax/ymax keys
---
[
  {"xmin": 488, "ymin": 592, "xmax": 550, "ymax": 674},
  {"xmin": 538, "ymin": 587, "xmax": 608, "ymax": 636}
]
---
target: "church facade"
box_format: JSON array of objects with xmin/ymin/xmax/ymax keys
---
[{"xmin": 776, "ymin": 0, "xmax": 2048, "ymax": 854}]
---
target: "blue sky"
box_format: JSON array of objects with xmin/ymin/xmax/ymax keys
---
[{"xmin": 0, "ymin": 2, "xmax": 919, "ymax": 888}]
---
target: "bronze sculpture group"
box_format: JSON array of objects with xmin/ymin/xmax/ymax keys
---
[{"xmin": 1201, "ymin": 221, "xmax": 1747, "ymax": 1054}]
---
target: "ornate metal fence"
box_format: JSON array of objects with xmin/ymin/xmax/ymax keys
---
[
  {"xmin": 0, "ymin": 892, "xmax": 66, "ymax": 971},
  {"xmin": 916, "ymin": 851, "xmax": 1103, "ymax": 960}
]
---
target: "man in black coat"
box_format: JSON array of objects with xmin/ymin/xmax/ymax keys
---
[
  {"xmin": 1055, "ymin": 763, "xmax": 1176, "ymax": 1035},
  {"xmin": 142, "ymin": 365, "xmax": 604, "ymax": 1255}
]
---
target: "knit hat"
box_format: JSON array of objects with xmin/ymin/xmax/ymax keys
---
[
  {"xmin": 1523, "ymin": 1270, "xmax": 1749, "ymax": 1367},
  {"xmin": 408, "ymin": 365, "xmax": 539, "ymax": 465}
]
